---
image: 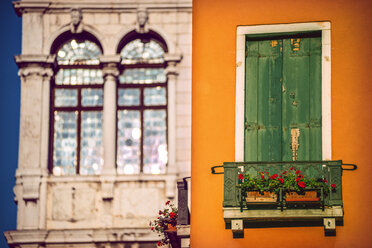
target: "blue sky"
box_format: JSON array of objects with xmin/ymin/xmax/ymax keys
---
[{"xmin": 0, "ymin": 0, "xmax": 21, "ymax": 247}]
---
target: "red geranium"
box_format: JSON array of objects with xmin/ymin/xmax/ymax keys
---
[
  {"xmin": 238, "ymin": 174, "xmax": 244, "ymax": 180},
  {"xmin": 282, "ymin": 170, "xmax": 287, "ymax": 174},
  {"xmin": 290, "ymin": 167, "xmax": 294, "ymax": 170},
  {"xmin": 298, "ymin": 174, "xmax": 304, "ymax": 179},
  {"xmin": 261, "ymin": 175, "xmax": 264, "ymax": 179},
  {"xmin": 270, "ymin": 174, "xmax": 278, "ymax": 179},
  {"xmin": 323, "ymin": 179, "xmax": 328, "ymax": 183},
  {"xmin": 278, "ymin": 178, "xmax": 284, "ymax": 183},
  {"xmin": 331, "ymin": 184, "xmax": 336, "ymax": 189},
  {"xmin": 169, "ymin": 212, "xmax": 176, "ymax": 219},
  {"xmin": 298, "ymin": 181, "xmax": 306, "ymax": 188},
  {"xmin": 295, "ymin": 170, "xmax": 301, "ymax": 174},
  {"xmin": 296, "ymin": 177, "xmax": 301, "ymax": 182}
]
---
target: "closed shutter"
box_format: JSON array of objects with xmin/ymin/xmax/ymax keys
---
[{"xmin": 244, "ymin": 35, "xmax": 322, "ymax": 162}]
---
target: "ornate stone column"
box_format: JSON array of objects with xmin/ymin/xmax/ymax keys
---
[
  {"xmin": 14, "ymin": 55, "xmax": 56, "ymax": 230},
  {"xmin": 99, "ymin": 56, "xmax": 120, "ymax": 224},
  {"xmin": 100, "ymin": 55, "xmax": 121, "ymax": 176},
  {"xmin": 164, "ymin": 53, "xmax": 182, "ymax": 198}
]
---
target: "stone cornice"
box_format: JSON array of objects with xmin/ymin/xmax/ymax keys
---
[{"xmin": 13, "ymin": 0, "xmax": 192, "ymax": 16}]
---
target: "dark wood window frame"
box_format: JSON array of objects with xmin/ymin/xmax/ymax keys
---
[
  {"xmin": 49, "ymin": 64, "xmax": 104, "ymax": 175},
  {"xmin": 117, "ymin": 62, "xmax": 168, "ymax": 174}
]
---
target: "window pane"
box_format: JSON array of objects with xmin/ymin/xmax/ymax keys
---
[
  {"xmin": 82, "ymin": 88, "xmax": 103, "ymax": 106},
  {"xmin": 118, "ymin": 88, "xmax": 140, "ymax": 106},
  {"xmin": 143, "ymin": 110, "xmax": 167, "ymax": 174},
  {"xmin": 57, "ymin": 39, "xmax": 101, "ymax": 65},
  {"xmin": 119, "ymin": 68, "xmax": 166, "ymax": 84},
  {"xmin": 80, "ymin": 111, "xmax": 103, "ymax": 175},
  {"xmin": 144, "ymin": 87, "xmax": 166, "ymax": 106},
  {"xmin": 117, "ymin": 110, "xmax": 141, "ymax": 174},
  {"xmin": 53, "ymin": 111, "xmax": 77, "ymax": 175},
  {"xmin": 120, "ymin": 39, "xmax": 165, "ymax": 64},
  {"xmin": 56, "ymin": 69, "xmax": 104, "ymax": 85},
  {"xmin": 55, "ymin": 89, "xmax": 78, "ymax": 107}
]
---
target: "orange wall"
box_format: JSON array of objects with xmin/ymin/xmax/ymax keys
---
[{"xmin": 191, "ymin": 0, "xmax": 372, "ymax": 247}]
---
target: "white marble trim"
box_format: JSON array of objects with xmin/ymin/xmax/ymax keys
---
[{"xmin": 235, "ymin": 22, "xmax": 332, "ymax": 161}]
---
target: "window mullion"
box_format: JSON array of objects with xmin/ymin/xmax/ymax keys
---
[
  {"xmin": 140, "ymin": 87, "xmax": 144, "ymax": 173},
  {"xmin": 76, "ymin": 89, "xmax": 81, "ymax": 174}
]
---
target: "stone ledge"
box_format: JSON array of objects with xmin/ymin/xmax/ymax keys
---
[
  {"xmin": 176, "ymin": 225, "xmax": 190, "ymax": 237},
  {"xmin": 223, "ymin": 206, "xmax": 343, "ymax": 222},
  {"xmin": 4, "ymin": 228, "xmax": 160, "ymax": 245},
  {"xmin": 13, "ymin": 1, "xmax": 192, "ymax": 16}
]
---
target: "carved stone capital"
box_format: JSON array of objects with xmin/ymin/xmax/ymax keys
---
[
  {"xmin": 15, "ymin": 55, "xmax": 56, "ymax": 80},
  {"xmin": 100, "ymin": 55, "xmax": 121, "ymax": 80},
  {"xmin": 164, "ymin": 53, "xmax": 183, "ymax": 76}
]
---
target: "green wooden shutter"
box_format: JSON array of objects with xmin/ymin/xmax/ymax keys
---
[{"xmin": 245, "ymin": 35, "xmax": 322, "ymax": 162}]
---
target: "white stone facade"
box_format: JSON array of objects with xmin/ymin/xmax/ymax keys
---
[{"xmin": 5, "ymin": 1, "xmax": 192, "ymax": 247}]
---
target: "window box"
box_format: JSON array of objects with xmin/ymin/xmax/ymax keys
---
[{"xmin": 212, "ymin": 160, "xmax": 354, "ymax": 237}]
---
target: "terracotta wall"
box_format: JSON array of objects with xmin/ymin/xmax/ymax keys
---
[{"xmin": 191, "ymin": 0, "xmax": 372, "ymax": 247}]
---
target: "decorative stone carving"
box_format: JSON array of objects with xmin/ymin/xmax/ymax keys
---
[
  {"xmin": 100, "ymin": 55, "xmax": 121, "ymax": 80},
  {"xmin": 15, "ymin": 55, "xmax": 56, "ymax": 80},
  {"xmin": 70, "ymin": 8, "xmax": 83, "ymax": 34},
  {"xmin": 164, "ymin": 53, "xmax": 183, "ymax": 76},
  {"xmin": 136, "ymin": 8, "xmax": 149, "ymax": 33}
]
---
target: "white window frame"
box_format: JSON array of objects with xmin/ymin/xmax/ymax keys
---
[{"xmin": 235, "ymin": 22, "xmax": 331, "ymax": 161}]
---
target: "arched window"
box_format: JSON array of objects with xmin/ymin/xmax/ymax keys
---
[
  {"xmin": 51, "ymin": 39, "xmax": 103, "ymax": 175},
  {"xmin": 117, "ymin": 38, "xmax": 168, "ymax": 174}
]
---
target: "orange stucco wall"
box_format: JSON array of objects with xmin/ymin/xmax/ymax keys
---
[{"xmin": 191, "ymin": 0, "xmax": 372, "ymax": 247}]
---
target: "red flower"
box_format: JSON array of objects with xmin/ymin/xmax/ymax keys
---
[
  {"xmin": 296, "ymin": 177, "xmax": 301, "ymax": 182},
  {"xmin": 323, "ymin": 179, "xmax": 328, "ymax": 183},
  {"xmin": 238, "ymin": 174, "xmax": 244, "ymax": 180},
  {"xmin": 295, "ymin": 170, "xmax": 301, "ymax": 174},
  {"xmin": 298, "ymin": 181, "xmax": 306, "ymax": 188},
  {"xmin": 278, "ymin": 178, "xmax": 284, "ymax": 183},
  {"xmin": 331, "ymin": 184, "xmax": 336, "ymax": 189},
  {"xmin": 169, "ymin": 212, "xmax": 176, "ymax": 219},
  {"xmin": 159, "ymin": 210, "xmax": 163, "ymax": 215},
  {"xmin": 290, "ymin": 167, "xmax": 295, "ymax": 170},
  {"xmin": 165, "ymin": 200, "xmax": 170, "ymax": 205},
  {"xmin": 158, "ymin": 241, "xmax": 162, "ymax": 246},
  {"xmin": 151, "ymin": 227, "xmax": 154, "ymax": 231},
  {"xmin": 282, "ymin": 171, "xmax": 287, "ymax": 174},
  {"xmin": 266, "ymin": 172, "xmax": 269, "ymax": 175},
  {"xmin": 299, "ymin": 174, "xmax": 304, "ymax": 179},
  {"xmin": 270, "ymin": 174, "xmax": 278, "ymax": 179},
  {"xmin": 261, "ymin": 175, "xmax": 265, "ymax": 179}
]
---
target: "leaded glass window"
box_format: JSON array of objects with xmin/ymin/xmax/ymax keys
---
[
  {"xmin": 117, "ymin": 38, "xmax": 168, "ymax": 174},
  {"xmin": 51, "ymin": 39, "xmax": 103, "ymax": 175}
]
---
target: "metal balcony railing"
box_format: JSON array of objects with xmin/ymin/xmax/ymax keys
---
[
  {"xmin": 211, "ymin": 160, "xmax": 357, "ymax": 237},
  {"xmin": 212, "ymin": 160, "xmax": 356, "ymax": 209}
]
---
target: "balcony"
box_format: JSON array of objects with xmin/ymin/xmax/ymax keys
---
[{"xmin": 212, "ymin": 160, "xmax": 357, "ymax": 238}]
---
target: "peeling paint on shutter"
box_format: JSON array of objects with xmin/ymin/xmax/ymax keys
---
[{"xmin": 245, "ymin": 35, "xmax": 322, "ymax": 162}]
